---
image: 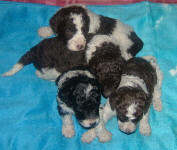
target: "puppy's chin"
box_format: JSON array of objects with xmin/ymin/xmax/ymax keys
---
[
  {"xmin": 79, "ymin": 118, "xmax": 99, "ymax": 129},
  {"xmin": 118, "ymin": 120, "xmax": 136, "ymax": 135}
]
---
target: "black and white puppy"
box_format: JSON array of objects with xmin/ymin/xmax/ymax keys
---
[
  {"xmin": 38, "ymin": 4, "xmax": 143, "ymax": 55},
  {"xmin": 82, "ymin": 56, "xmax": 163, "ymax": 143},
  {"xmin": 2, "ymin": 37, "xmax": 85, "ymax": 81},
  {"xmin": 105, "ymin": 56, "xmax": 163, "ymax": 135},
  {"xmin": 55, "ymin": 67, "xmax": 101, "ymax": 138},
  {"xmin": 85, "ymin": 34, "xmax": 128, "ymax": 98}
]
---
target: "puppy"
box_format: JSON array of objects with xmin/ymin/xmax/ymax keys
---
[
  {"xmin": 85, "ymin": 34, "xmax": 129, "ymax": 98},
  {"xmin": 38, "ymin": 4, "xmax": 143, "ymax": 54},
  {"xmin": 55, "ymin": 67, "xmax": 101, "ymax": 138},
  {"xmin": 2, "ymin": 37, "xmax": 85, "ymax": 81},
  {"xmin": 105, "ymin": 56, "xmax": 163, "ymax": 135},
  {"xmin": 82, "ymin": 56, "xmax": 163, "ymax": 143}
]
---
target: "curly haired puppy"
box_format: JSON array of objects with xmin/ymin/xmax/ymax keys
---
[
  {"xmin": 38, "ymin": 4, "xmax": 143, "ymax": 54},
  {"xmin": 2, "ymin": 37, "xmax": 85, "ymax": 81},
  {"xmin": 55, "ymin": 67, "xmax": 102, "ymax": 138},
  {"xmin": 105, "ymin": 56, "xmax": 163, "ymax": 135},
  {"xmin": 85, "ymin": 34, "xmax": 129, "ymax": 98}
]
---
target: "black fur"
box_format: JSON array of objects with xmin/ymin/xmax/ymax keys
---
[
  {"xmin": 110, "ymin": 57, "xmax": 157, "ymax": 124},
  {"xmin": 87, "ymin": 40, "xmax": 126, "ymax": 98},
  {"xmin": 56, "ymin": 68, "xmax": 101, "ymax": 128},
  {"xmin": 17, "ymin": 37, "xmax": 86, "ymax": 78},
  {"xmin": 50, "ymin": 5, "xmax": 89, "ymax": 45},
  {"xmin": 48, "ymin": 4, "xmax": 143, "ymax": 55}
]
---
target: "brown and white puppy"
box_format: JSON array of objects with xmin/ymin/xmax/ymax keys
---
[
  {"xmin": 82, "ymin": 56, "xmax": 163, "ymax": 143},
  {"xmin": 38, "ymin": 4, "xmax": 143, "ymax": 54},
  {"xmin": 2, "ymin": 37, "xmax": 85, "ymax": 81},
  {"xmin": 56, "ymin": 67, "xmax": 102, "ymax": 138},
  {"xmin": 105, "ymin": 56, "xmax": 163, "ymax": 135}
]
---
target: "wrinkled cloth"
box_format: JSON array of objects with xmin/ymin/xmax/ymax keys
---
[{"xmin": 0, "ymin": 1, "xmax": 177, "ymax": 150}]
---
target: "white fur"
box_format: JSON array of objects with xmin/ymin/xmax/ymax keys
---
[
  {"xmin": 142, "ymin": 56, "xmax": 163, "ymax": 112},
  {"xmin": 82, "ymin": 105, "xmax": 112, "ymax": 143},
  {"xmin": 86, "ymin": 35, "xmax": 130, "ymax": 63},
  {"xmin": 126, "ymin": 103, "xmax": 137, "ymax": 120},
  {"xmin": 118, "ymin": 120, "xmax": 136, "ymax": 134},
  {"xmin": 57, "ymin": 70, "xmax": 94, "ymax": 88},
  {"xmin": 118, "ymin": 74, "xmax": 149, "ymax": 95},
  {"xmin": 57, "ymin": 97, "xmax": 74, "ymax": 115},
  {"xmin": 86, "ymin": 9, "xmax": 100, "ymax": 33},
  {"xmin": 62, "ymin": 114, "xmax": 75, "ymax": 138},
  {"xmin": 139, "ymin": 110, "xmax": 151, "ymax": 136},
  {"xmin": 80, "ymin": 118, "xmax": 99, "ymax": 128},
  {"xmin": 36, "ymin": 68, "xmax": 61, "ymax": 81},
  {"xmin": 2, "ymin": 63, "xmax": 24, "ymax": 76},
  {"xmin": 38, "ymin": 26, "xmax": 54, "ymax": 38},
  {"xmin": 103, "ymin": 100, "xmax": 116, "ymax": 123},
  {"xmin": 84, "ymin": 84, "xmax": 93, "ymax": 98},
  {"xmin": 112, "ymin": 21, "xmax": 133, "ymax": 54},
  {"xmin": 67, "ymin": 14, "xmax": 86, "ymax": 51}
]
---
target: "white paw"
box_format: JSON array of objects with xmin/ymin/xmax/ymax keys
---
[
  {"xmin": 81, "ymin": 129, "xmax": 96, "ymax": 143},
  {"xmin": 98, "ymin": 129, "xmax": 112, "ymax": 143},
  {"xmin": 139, "ymin": 123, "xmax": 151, "ymax": 136},
  {"xmin": 62, "ymin": 125, "xmax": 75, "ymax": 138},
  {"xmin": 38, "ymin": 26, "xmax": 53, "ymax": 38},
  {"xmin": 153, "ymin": 99, "xmax": 162, "ymax": 112}
]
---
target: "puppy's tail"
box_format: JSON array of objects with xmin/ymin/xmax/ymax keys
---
[{"xmin": 2, "ymin": 50, "xmax": 35, "ymax": 77}]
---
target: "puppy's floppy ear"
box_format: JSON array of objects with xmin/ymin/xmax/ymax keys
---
[{"xmin": 50, "ymin": 9, "xmax": 64, "ymax": 34}]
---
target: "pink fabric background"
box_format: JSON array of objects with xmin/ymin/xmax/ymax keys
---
[{"xmin": 2, "ymin": 0, "xmax": 177, "ymax": 6}]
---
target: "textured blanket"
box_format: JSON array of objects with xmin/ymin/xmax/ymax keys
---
[{"xmin": 0, "ymin": 1, "xmax": 177, "ymax": 150}]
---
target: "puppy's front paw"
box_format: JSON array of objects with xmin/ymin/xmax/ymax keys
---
[
  {"xmin": 153, "ymin": 99, "xmax": 162, "ymax": 112},
  {"xmin": 139, "ymin": 123, "xmax": 151, "ymax": 136},
  {"xmin": 62, "ymin": 125, "xmax": 75, "ymax": 138},
  {"xmin": 98, "ymin": 129, "xmax": 112, "ymax": 143},
  {"xmin": 81, "ymin": 129, "xmax": 96, "ymax": 143}
]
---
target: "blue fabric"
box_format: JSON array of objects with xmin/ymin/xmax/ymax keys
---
[{"xmin": 0, "ymin": 1, "xmax": 177, "ymax": 150}]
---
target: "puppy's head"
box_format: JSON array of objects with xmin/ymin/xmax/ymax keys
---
[
  {"xmin": 50, "ymin": 5, "xmax": 89, "ymax": 51},
  {"xmin": 110, "ymin": 88, "xmax": 148, "ymax": 134},
  {"xmin": 73, "ymin": 81, "xmax": 101, "ymax": 128}
]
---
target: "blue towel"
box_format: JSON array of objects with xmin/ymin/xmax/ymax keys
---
[{"xmin": 0, "ymin": 1, "xmax": 177, "ymax": 150}]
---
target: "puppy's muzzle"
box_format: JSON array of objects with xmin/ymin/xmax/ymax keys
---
[
  {"xmin": 118, "ymin": 120, "xmax": 136, "ymax": 134},
  {"xmin": 79, "ymin": 118, "xmax": 99, "ymax": 129}
]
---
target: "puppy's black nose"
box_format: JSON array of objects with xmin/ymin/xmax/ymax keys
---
[
  {"xmin": 89, "ymin": 122, "xmax": 97, "ymax": 128},
  {"xmin": 77, "ymin": 44, "xmax": 84, "ymax": 50}
]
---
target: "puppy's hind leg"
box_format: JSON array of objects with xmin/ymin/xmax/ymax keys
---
[{"xmin": 139, "ymin": 110, "xmax": 151, "ymax": 136}]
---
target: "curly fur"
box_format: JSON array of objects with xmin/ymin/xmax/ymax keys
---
[
  {"xmin": 85, "ymin": 35, "xmax": 127, "ymax": 98},
  {"xmin": 56, "ymin": 67, "xmax": 102, "ymax": 138},
  {"xmin": 109, "ymin": 57, "xmax": 163, "ymax": 135}
]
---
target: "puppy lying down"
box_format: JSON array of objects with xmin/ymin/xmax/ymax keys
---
[
  {"xmin": 55, "ymin": 67, "xmax": 110, "ymax": 138},
  {"xmin": 82, "ymin": 56, "xmax": 163, "ymax": 143},
  {"xmin": 2, "ymin": 37, "xmax": 85, "ymax": 81},
  {"xmin": 38, "ymin": 4, "xmax": 143, "ymax": 54}
]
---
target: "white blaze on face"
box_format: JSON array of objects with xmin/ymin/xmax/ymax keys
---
[
  {"xmin": 67, "ymin": 14, "xmax": 86, "ymax": 51},
  {"xmin": 126, "ymin": 103, "xmax": 137, "ymax": 120}
]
